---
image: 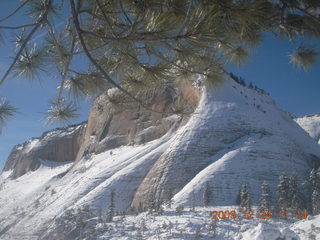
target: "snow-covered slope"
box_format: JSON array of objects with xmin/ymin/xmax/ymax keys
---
[
  {"xmin": 133, "ymin": 79, "xmax": 320, "ymax": 208},
  {"xmin": 0, "ymin": 77, "xmax": 319, "ymax": 239},
  {"xmin": 295, "ymin": 114, "xmax": 320, "ymax": 144}
]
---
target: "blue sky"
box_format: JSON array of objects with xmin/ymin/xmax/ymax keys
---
[{"xmin": 0, "ymin": 2, "xmax": 320, "ymax": 170}]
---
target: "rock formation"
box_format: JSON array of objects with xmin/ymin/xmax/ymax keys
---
[
  {"xmin": 295, "ymin": 114, "xmax": 320, "ymax": 144},
  {"xmin": 3, "ymin": 123, "xmax": 86, "ymax": 178},
  {"xmin": 0, "ymin": 77, "xmax": 320, "ymax": 239}
]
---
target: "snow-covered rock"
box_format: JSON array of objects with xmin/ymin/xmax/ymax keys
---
[
  {"xmin": 133, "ymin": 78, "xmax": 320, "ymax": 208},
  {"xmin": 295, "ymin": 114, "xmax": 320, "ymax": 144},
  {"xmin": 3, "ymin": 123, "xmax": 86, "ymax": 178},
  {"xmin": 0, "ymin": 77, "xmax": 320, "ymax": 239}
]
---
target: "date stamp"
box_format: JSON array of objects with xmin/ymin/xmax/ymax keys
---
[{"xmin": 211, "ymin": 210, "xmax": 308, "ymax": 220}]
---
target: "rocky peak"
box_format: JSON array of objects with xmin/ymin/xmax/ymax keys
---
[
  {"xmin": 3, "ymin": 123, "xmax": 86, "ymax": 179},
  {"xmin": 75, "ymin": 82, "xmax": 200, "ymax": 162}
]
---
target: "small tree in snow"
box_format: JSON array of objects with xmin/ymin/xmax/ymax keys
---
[
  {"xmin": 258, "ymin": 181, "xmax": 272, "ymax": 212},
  {"xmin": 311, "ymin": 189, "xmax": 320, "ymax": 215},
  {"xmin": 309, "ymin": 168, "xmax": 318, "ymax": 190},
  {"xmin": 307, "ymin": 168, "xmax": 320, "ymax": 214},
  {"xmin": 288, "ymin": 173, "xmax": 303, "ymax": 214},
  {"xmin": 203, "ymin": 183, "xmax": 212, "ymax": 207},
  {"xmin": 191, "ymin": 192, "xmax": 196, "ymax": 213},
  {"xmin": 106, "ymin": 189, "xmax": 115, "ymax": 222},
  {"xmin": 165, "ymin": 188, "xmax": 174, "ymax": 209},
  {"xmin": 239, "ymin": 183, "xmax": 251, "ymax": 211},
  {"xmin": 277, "ymin": 174, "xmax": 289, "ymax": 212}
]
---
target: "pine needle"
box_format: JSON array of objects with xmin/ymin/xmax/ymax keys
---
[
  {"xmin": 289, "ymin": 46, "xmax": 319, "ymax": 71},
  {"xmin": 0, "ymin": 99, "xmax": 17, "ymax": 131},
  {"xmin": 45, "ymin": 98, "xmax": 79, "ymax": 126}
]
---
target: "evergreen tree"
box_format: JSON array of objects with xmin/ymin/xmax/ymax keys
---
[
  {"xmin": 311, "ymin": 189, "xmax": 320, "ymax": 215},
  {"xmin": 315, "ymin": 167, "xmax": 320, "ymax": 190},
  {"xmin": 0, "ymin": 0, "xmax": 319, "ymax": 125},
  {"xmin": 309, "ymin": 168, "xmax": 318, "ymax": 189},
  {"xmin": 258, "ymin": 181, "xmax": 272, "ymax": 212},
  {"xmin": 277, "ymin": 174, "xmax": 289, "ymax": 212},
  {"xmin": 203, "ymin": 182, "xmax": 212, "ymax": 207},
  {"xmin": 165, "ymin": 188, "xmax": 174, "ymax": 209},
  {"xmin": 106, "ymin": 189, "xmax": 115, "ymax": 222},
  {"xmin": 288, "ymin": 173, "xmax": 302, "ymax": 213},
  {"xmin": 239, "ymin": 183, "xmax": 251, "ymax": 211},
  {"xmin": 308, "ymin": 167, "xmax": 320, "ymax": 215}
]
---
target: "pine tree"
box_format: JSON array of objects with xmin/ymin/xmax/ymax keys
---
[
  {"xmin": 106, "ymin": 189, "xmax": 115, "ymax": 222},
  {"xmin": 315, "ymin": 167, "xmax": 320, "ymax": 190},
  {"xmin": 288, "ymin": 173, "xmax": 302, "ymax": 213},
  {"xmin": 277, "ymin": 174, "xmax": 289, "ymax": 212},
  {"xmin": 0, "ymin": 0, "xmax": 320, "ymax": 125},
  {"xmin": 309, "ymin": 168, "xmax": 318, "ymax": 189},
  {"xmin": 165, "ymin": 188, "xmax": 174, "ymax": 209},
  {"xmin": 311, "ymin": 189, "xmax": 320, "ymax": 215},
  {"xmin": 258, "ymin": 181, "xmax": 272, "ymax": 212},
  {"xmin": 239, "ymin": 183, "xmax": 251, "ymax": 211},
  {"xmin": 203, "ymin": 183, "xmax": 212, "ymax": 207}
]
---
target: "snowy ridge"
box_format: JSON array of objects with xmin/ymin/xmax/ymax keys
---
[
  {"xmin": 0, "ymin": 77, "xmax": 320, "ymax": 239},
  {"xmin": 295, "ymin": 114, "xmax": 320, "ymax": 144}
]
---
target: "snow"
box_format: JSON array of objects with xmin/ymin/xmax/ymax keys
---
[
  {"xmin": 295, "ymin": 114, "xmax": 320, "ymax": 144},
  {"xmin": 0, "ymin": 77, "xmax": 320, "ymax": 239}
]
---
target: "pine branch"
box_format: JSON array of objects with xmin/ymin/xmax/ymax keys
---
[
  {"xmin": 0, "ymin": 23, "xmax": 37, "ymax": 30},
  {"xmin": 289, "ymin": 2, "xmax": 320, "ymax": 24},
  {"xmin": 70, "ymin": 0, "xmax": 189, "ymax": 116},
  {"xmin": 0, "ymin": 0, "xmax": 54, "ymax": 85},
  {"xmin": 95, "ymin": 0, "xmax": 117, "ymax": 37},
  {"xmin": 80, "ymin": 29, "xmax": 201, "ymax": 42},
  {"xmin": 0, "ymin": 0, "xmax": 30, "ymax": 23}
]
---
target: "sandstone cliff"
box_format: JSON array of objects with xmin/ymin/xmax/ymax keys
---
[
  {"xmin": 75, "ymin": 83, "xmax": 200, "ymax": 163},
  {"xmin": 3, "ymin": 123, "xmax": 86, "ymax": 178},
  {"xmin": 1, "ymin": 77, "xmax": 320, "ymax": 239}
]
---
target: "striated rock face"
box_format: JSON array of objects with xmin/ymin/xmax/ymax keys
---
[
  {"xmin": 131, "ymin": 79, "xmax": 320, "ymax": 208},
  {"xmin": 1, "ymin": 77, "xmax": 320, "ymax": 239},
  {"xmin": 3, "ymin": 123, "xmax": 86, "ymax": 178},
  {"xmin": 75, "ymin": 83, "xmax": 200, "ymax": 162},
  {"xmin": 295, "ymin": 114, "xmax": 320, "ymax": 144},
  {"xmin": 3, "ymin": 82, "xmax": 200, "ymax": 179}
]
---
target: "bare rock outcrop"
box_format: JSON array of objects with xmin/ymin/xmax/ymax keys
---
[
  {"xmin": 75, "ymin": 83, "xmax": 200, "ymax": 162},
  {"xmin": 3, "ymin": 123, "xmax": 86, "ymax": 178}
]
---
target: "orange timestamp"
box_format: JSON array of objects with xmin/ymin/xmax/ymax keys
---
[{"xmin": 211, "ymin": 210, "xmax": 308, "ymax": 220}]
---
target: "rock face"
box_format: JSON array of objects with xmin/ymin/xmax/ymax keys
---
[
  {"xmin": 75, "ymin": 83, "xmax": 200, "ymax": 162},
  {"xmin": 3, "ymin": 123, "xmax": 86, "ymax": 178},
  {"xmin": 1, "ymin": 77, "xmax": 320, "ymax": 239},
  {"xmin": 3, "ymin": 82, "xmax": 200, "ymax": 179},
  {"xmin": 131, "ymin": 79, "xmax": 320, "ymax": 208},
  {"xmin": 295, "ymin": 114, "xmax": 320, "ymax": 144}
]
